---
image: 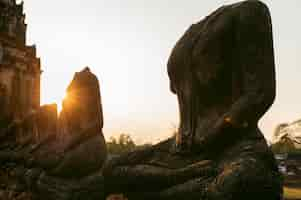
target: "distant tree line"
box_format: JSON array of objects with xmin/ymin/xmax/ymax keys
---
[
  {"xmin": 106, "ymin": 133, "xmax": 151, "ymax": 155},
  {"xmin": 106, "ymin": 131, "xmax": 301, "ymax": 155},
  {"xmin": 271, "ymin": 123, "xmax": 301, "ymax": 154},
  {"xmin": 271, "ymin": 136, "xmax": 301, "ymax": 154}
]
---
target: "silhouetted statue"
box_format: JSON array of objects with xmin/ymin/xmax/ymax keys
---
[
  {"xmin": 0, "ymin": 68, "xmax": 107, "ymax": 200},
  {"xmin": 103, "ymin": 1, "xmax": 283, "ymax": 199},
  {"xmin": 52, "ymin": 67, "xmax": 106, "ymax": 178},
  {"xmin": 26, "ymin": 68, "xmax": 106, "ymax": 199}
]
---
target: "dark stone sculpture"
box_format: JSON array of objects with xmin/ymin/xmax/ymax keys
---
[
  {"xmin": 59, "ymin": 67, "xmax": 104, "ymax": 136},
  {"xmin": 103, "ymin": 1, "xmax": 283, "ymax": 199},
  {"xmin": 27, "ymin": 67, "xmax": 107, "ymax": 179},
  {"xmin": 0, "ymin": 68, "xmax": 107, "ymax": 199},
  {"xmin": 53, "ymin": 67, "xmax": 107, "ymax": 178}
]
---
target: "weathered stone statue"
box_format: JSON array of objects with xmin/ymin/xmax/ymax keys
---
[
  {"xmin": 103, "ymin": 1, "xmax": 282, "ymax": 199},
  {"xmin": 23, "ymin": 68, "xmax": 107, "ymax": 177},
  {"xmin": 0, "ymin": 68, "xmax": 107, "ymax": 199},
  {"xmin": 53, "ymin": 67, "xmax": 107, "ymax": 178}
]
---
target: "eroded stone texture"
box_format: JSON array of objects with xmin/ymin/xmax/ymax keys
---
[
  {"xmin": 103, "ymin": 1, "xmax": 283, "ymax": 200},
  {"xmin": 0, "ymin": 0, "xmax": 40, "ymax": 150}
]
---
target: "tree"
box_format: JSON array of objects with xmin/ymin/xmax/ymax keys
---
[
  {"xmin": 271, "ymin": 133, "xmax": 301, "ymax": 154},
  {"xmin": 273, "ymin": 123, "xmax": 288, "ymax": 142},
  {"xmin": 271, "ymin": 134, "xmax": 296, "ymax": 154},
  {"xmin": 106, "ymin": 134, "xmax": 136, "ymax": 154}
]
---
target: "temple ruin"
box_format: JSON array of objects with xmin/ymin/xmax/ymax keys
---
[{"xmin": 0, "ymin": 0, "xmax": 41, "ymax": 121}]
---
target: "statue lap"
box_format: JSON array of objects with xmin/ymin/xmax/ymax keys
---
[{"xmin": 104, "ymin": 128, "xmax": 281, "ymax": 200}]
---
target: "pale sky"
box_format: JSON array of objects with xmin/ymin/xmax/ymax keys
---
[{"xmin": 22, "ymin": 0, "xmax": 301, "ymax": 144}]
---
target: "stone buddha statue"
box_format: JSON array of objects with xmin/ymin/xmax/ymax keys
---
[{"xmin": 103, "ymin": 1, "xmax": 282, "ymax": 200}]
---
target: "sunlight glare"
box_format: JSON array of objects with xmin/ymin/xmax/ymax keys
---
[{"xmin": 58, "ymin": 92, "xmax": 68, "ymax": 114}]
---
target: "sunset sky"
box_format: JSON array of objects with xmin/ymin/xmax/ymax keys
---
[{"xmin": 22, "ymin": 0, "xmax": 301, "ymax": 144}]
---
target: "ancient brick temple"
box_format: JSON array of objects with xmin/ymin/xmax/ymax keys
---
[{"xmin": 0, "ymin": 0, "xmax": 41, "ymax": 121}]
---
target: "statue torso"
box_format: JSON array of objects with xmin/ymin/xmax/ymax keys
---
[{"xmin": 168, "ymin": 4, "xmax": 263, "ymax": 151}]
